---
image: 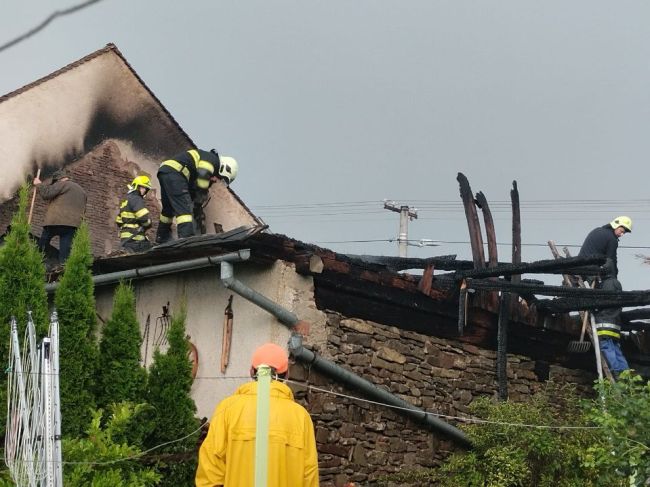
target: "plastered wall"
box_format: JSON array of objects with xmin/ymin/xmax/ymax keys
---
[{"xmin": 95, "ymin": 259, "xmax": 327, "ymax": 419}]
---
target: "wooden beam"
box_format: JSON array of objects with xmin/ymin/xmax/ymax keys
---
[
  {"xmin": 457, "ymin": 173, "xmax": 486, "ymax": 269},
  {"xmin": 475, "ymin": 191, "xmax": 498, "ymax": 268}
]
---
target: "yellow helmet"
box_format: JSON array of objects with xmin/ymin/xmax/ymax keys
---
[
  {"xmin": 130, "ymin": 175, "xmax": 152, "ymax": 190},
  {"xmin": 610, "ymin": 216, "xmax": 632, "ymax": 233}
]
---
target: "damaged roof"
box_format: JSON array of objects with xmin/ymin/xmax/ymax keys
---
[{"xmin": 87, "ymin": 226, "xmax": 650, "ymax": 374}]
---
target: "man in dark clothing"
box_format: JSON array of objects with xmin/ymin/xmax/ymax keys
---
[
  {"xmin": 578, "ymin": 216, "xmax": 633, "ymax": 377},
  {"xmin": 578, "ymin": 216, "xmax": 632, "ymax": 278},
  {"xmin": 116, "ymin": 175, "xmax": 153, "ymax": 253},
  {"xmin": 34, "ymin": 168, "xmax": 87, "ymax": 263},
  {"xmin": 155, "ymin": 149, "xmax": 238, "ymax": 244},
  {"xmin": 592, "ymin": 277, "xmax": 629, "ymax": 377}
]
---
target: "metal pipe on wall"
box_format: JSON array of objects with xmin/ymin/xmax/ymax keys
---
[
  {"xmin": 45, "ymin": 250, "xmax": 251, "ymax": 293},
  {"xmin": 289, "ymin": 334, "xmax": 472, "ymax": 448},
  {"xmin": 220, "ymin": 261, "xmax": 299, "ymax": 328}
]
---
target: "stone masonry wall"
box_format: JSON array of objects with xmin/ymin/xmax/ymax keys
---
[
  {"xmin": 0, "ymin": 140, "xmax": 160, "ymax": 257},
  {"xmin": 288, "ymin": 312, "xmax": 595, "ymax": 487}
]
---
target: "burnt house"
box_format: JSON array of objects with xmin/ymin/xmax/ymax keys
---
[{"xmin": 2, "ymin": 45, "xmax": 650, "ymax": 487}]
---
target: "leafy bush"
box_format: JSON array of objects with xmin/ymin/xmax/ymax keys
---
[
  {"xmin": 396, "ymin": 384, "xmax": 602, "ymax": 487},
  {"xmin": 63, "ymin": 403, "xmax": 161, "ymax": 487},
  {"xmin": 583, "ymin": 371, "xmax": 650, "ymax": 486}
]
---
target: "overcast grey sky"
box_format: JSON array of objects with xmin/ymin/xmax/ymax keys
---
[{"xmin": 1, "ymin": 1, "xmax": 650, "ymax": 288}]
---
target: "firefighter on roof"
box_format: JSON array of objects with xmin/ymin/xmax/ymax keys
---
[
  {"xmin": 154, "ymin": 149, "xmax": 238, "ymax": 244},
  {"xmin": 116, "ymin": 175, "xmax": 153, "ymax": 253},
  {"xmin": 578, "ymin": 216, "xmax": 633, "ymax": 378}
]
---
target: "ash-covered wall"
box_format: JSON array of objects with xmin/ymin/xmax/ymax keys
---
[
  {"xmin": 0, "ymin": 45, "xmax": 259, "ymax": 235},
  {"xmin": 0, "ymin": 140, "xmax": 160, "ymax": 256},
  {"xmin": 0, "ymin": 48, "xmax": 190, "ymax": 200}
]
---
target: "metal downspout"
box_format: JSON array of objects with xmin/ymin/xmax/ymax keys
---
[
  {"xmin": 218, "ymin": 262, "xmax": 472, "ymax": 448},
  {"xmin": 289, "ymin": 334, "xmax": 472, "ymax": 448},
  {"xmin": 220, "ymin": 261, "xmax": 299, "ymax": 328},
  {"xmin": 45, "ymin": 250, "xmax": 251, "ymax": 293}
]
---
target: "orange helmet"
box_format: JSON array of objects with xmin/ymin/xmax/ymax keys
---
[{"xmin": 251, "ymin": 343, "xmax": 288, "ymax": 374}]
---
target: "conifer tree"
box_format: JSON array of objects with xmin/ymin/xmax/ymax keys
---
[
  {"xmin": 96, "ymin": 281, "xmax": 146, "ymax": 409},
  {"xmin": 0, "ymin": 184, "xmax": 49, "ymax": 349},
  {"xmin": 0, "ymin": 185, "xmax": 48, "ymax": 436},
  {"xmin": 146, "ymin": 304, "xmax": 199, "ymax": 485},
  {"xmin": 54, "ymin": 222, "xmax": 99, "ymax": 436}
]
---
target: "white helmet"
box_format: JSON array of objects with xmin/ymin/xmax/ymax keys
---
[{"xmin": 218, "ymin": 156, "xmax": 238, "ymax": 185}]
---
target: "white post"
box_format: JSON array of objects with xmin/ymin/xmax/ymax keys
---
[{"xmin": 49, "ymin": 311, "xmax": 63, "ymax": 486}]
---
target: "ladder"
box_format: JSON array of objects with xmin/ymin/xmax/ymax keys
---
[{"xmin": 548, "ymin": 241, "xmax": 614, "ymax": 382}]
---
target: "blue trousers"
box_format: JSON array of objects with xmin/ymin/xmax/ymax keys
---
[
  {"xmin": 600, "ymin": 338, "xmax": 629, "ymax": 374},
  {"xmin": 38, "ymin": 225, "xmax": 76, "ymax": 263}
]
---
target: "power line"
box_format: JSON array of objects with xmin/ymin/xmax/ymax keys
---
[
  {"xmin": 312, "ymin": 238, "xmax": 650, "ymax": 250},
  {"xmin": 0, "ymin": 0, "xmax": 105, "ymax": 53},
  {"xmin": 283, "ymin": 380, "xmax": 600, "ymax": 430}
]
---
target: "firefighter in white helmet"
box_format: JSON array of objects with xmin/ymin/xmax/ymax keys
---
[
  {"xmin": 116, "ymin": 175, "xmax": 154, "ymax": 253},
  {"xmin": 578, "ymin": 216, "xmax": 633, "ymax": 377},
  {"xmin": 154, "ymin": 149, "xmax": 238, "ymax": 244}
]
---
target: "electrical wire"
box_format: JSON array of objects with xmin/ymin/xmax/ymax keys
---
[
  {"xmin": 0, "ymin": 0, "xmax": 105, "ymax": 53},
  {"xmin": 311, "ymin": 238, "xmax": 650, "ymax": 250},
  {"xmin": 282, "ymin": 379, "xmax": 601, "ymax": 431}
]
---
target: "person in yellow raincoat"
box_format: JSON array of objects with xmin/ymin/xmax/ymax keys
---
[{"xmin": 195, "ymin": 343, "xmax": 319, "ymax": 487}]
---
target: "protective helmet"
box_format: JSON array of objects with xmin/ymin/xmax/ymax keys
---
[
  {"xmin": 610, "ymin": 216, "xmax": 632, "ymax": 233},
  {"xmin": 251, "ymin": 343, "xmax": 288, "ymax": 374},
  {"xmin": 217, "ymin": 156, "xmax": 238, "ymax": 185},
  {"xmin": 131, "ymin": 175, "xmax": 152, "ymax": 190}
]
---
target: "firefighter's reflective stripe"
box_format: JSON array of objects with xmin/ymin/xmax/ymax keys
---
[
  {"xmin": 595, "ymin": 323, "xmax": 621, "ymax": 339},
  {"xmin": 177, "ymin": 214, "xmax": 193, "ymax": 224},
  {"xmin": 120, "ymin": 232, "xmax": 146, "ymax": 241},
  {"xmin": 189, "ymin": 149, "xmax": 215, "ymax": 189},
  {"xmin": 160, "ymin": 214, "xmax": 173, "ymax": 223},
  {"xmin": 197, "ymin": 160, "xmax": 214, "ymax": 173},
  {"xmin": 121, "ymin": 211, "xmax": 136, "ymax": 219},
  {"xmin": 134, "ymin": 207, "xmax": 149, "ymax": 218},
  {"xmin": 161, "ymin": 159, "xmax": 191, "ymax": 180}
]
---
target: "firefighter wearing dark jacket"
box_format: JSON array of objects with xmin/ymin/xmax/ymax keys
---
[
  {"xmin": 154, "ymin": 149, "xmax": 238, "ymax": 243},
  {"xmin": 578, "ymin": 216, "xmax": 633, "ymax": 377},
  {"xmin": 578, "ymin": 216, "xmax": 632, "ymax": 278},
  {"xmin": 592, "ymin": 276, "xmax": 629, "ymax": 377},
  {"xmin": 116, "ymin": 176, "xmax": 153, "ymax": 253}
]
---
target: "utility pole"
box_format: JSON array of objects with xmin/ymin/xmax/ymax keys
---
[{"xmin": 383, "ymin": 200, "xmax": 418, "ymax": 257}]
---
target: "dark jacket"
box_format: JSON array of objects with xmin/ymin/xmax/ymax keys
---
[
  {"xmin": 116, "ymin": 191, "xmax": 151, "ymax": 242},
  {"xmin": 593, "ymin": 277, "xmax": 623, "ymax": 339},
  {"xmin": 578, "ymin": 225, "xmax": 619, "ymax": 277},
  {"xmin": 38, "ymin": 179, "xmax": 87, "ymax": 227},
  {"xmin": 158, "ymin": 149, "xmax": 218, "ymax": 193}
]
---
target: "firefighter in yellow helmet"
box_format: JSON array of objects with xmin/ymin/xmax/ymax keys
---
[
  {"xmin": 115, "ymin": 175, "xmax": 153, "ymax": 253},
  {"xmin": 154, "ymin": 149, "xmax": 238, "ymax": 244},
  {"xmin": 196, "ymin": 343, "xmax": 319, "ymax": 487}
]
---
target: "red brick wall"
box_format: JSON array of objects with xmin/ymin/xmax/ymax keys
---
[{"xmin": 0, "ymin": 140, "xmax": 160, "ymax": 257}]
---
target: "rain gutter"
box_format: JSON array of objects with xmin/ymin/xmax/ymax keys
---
[
  {"xmin": 219, "ymin": 261, "xmax": 472, "ymax": 448},
  {"xmin": 45, "ymin": 249, "xmax": 250, "ymax": 293}
]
